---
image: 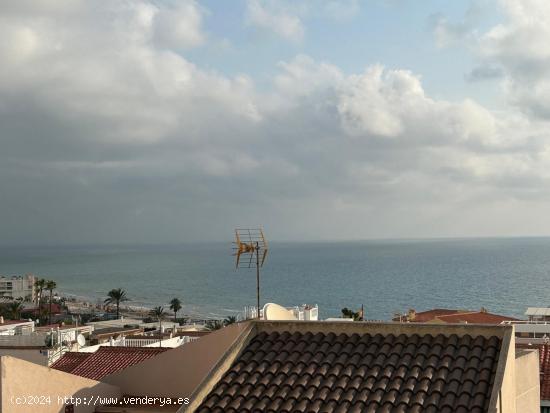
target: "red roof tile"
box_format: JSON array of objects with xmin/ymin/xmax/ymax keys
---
[
  {"xmin": 51, "ymin": 346, "xmax": 168, "ymax": 380},
  {"xmin": 403, "ymin": 309, "xmax": 462, "ymax": 322},
  {"xmin": 436, "ymin": 311, "xmax": 518, "ymax": 324},
  {"xmin": 51, "ymin": 352, "xmax": 91, "ymax": 373},
  {"xmin": 398, "ymin": 308, "xmax": 518, "ymax": 324}
]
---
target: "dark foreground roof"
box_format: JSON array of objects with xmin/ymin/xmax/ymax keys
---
[
  {"xmin": 197, "ymin": 330, "xmax": 501, "ymax": 413},
  {"xmin": 52, "ymin": 346, "xmax": 168, "ymax": 380}
]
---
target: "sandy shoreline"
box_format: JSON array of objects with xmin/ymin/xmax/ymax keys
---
[{"xmin": 60, "ymin": 292, "xmax": 240, "ymax": 320}]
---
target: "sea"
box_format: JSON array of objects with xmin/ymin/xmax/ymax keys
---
[{"xmin": 0, "ymin": 237, "xmax": 549, "ymax": 320}]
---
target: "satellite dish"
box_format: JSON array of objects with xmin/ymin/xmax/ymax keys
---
[
  {"xmin": 77, "ymin": 334, "xmax": 86, "ymax": 347},
  {"xmin": 263, "ymin": 303, "xmax": 297, "ymax": 321}
]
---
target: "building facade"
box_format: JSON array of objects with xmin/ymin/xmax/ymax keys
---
[{"xmin": 0, "ymin": 273, "xmax": 35, "ymax": 301}]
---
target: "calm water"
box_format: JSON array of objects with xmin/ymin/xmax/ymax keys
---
[{"xmin": 0, "ymin": 238, "xmax": 549, "ymax": 320}]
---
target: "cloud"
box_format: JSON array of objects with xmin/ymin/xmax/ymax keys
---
[
  {"xmin": 1, "ymin": 2, "xmax": 550, "ymax": 243},
  {"xmin": 431, "ymin": 14, "xmax": 472, "ymax": 49},
  {"xmin": 244, "ymin": 0, "xmax": 360, "ymax": 42},
  {"xmin": 429, "ymin": 4, "xmax": 483, "ymax": 49},
  {"xmin": 476, "ymin": 0, "xmax": 550, "ymax": 118},
  {"xmin": 153, "ymin": 1, "xmax": 206, "ymax": 49},
  {"xmin": 245, "ymin": 0, "xmax": 304, "ymax": 42},
  {"xmin": 465, "ymin": 65, "xmax": 504, "ymax": 82}
]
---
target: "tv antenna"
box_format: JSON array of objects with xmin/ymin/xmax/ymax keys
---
[{"xmin": 233, "ymin": 228, "xmax": 268, "ymax": 319}]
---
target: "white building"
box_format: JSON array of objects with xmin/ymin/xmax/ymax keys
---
[
  {"xmin": 247, "ymin": 303, "xmax": 319, "ymax": 321},
  {"xmin": 0, "ymin": 273, "xmax": 35, "ymax": 301},
  {"xmin": 0, "ymin": 317, "xmax": 35, "ymax": 336},
  {"xmin": 502, "ymin": 307, "xmax": 550, "ymax": 344}
]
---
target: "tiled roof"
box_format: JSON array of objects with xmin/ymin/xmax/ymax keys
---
[
  {"xmin": 398, "ymin": 309, "xmax": 519, "ymax": 324},
  {"xmin": 51, "ymin": 352, "xmax": 91, "ymax": 373},
  {"xmin": 435, "ymin": 312, "xmax": 518, "ymax": 324},
  {"xmin": 407, "ymin": 309, "xmax": 462, "ymax": 323},
  {"xmin": 197, "ymin": 330, "xmax": 501, "ymax": 413},
  {"xmin": 52, "ymin": 346, "xmax": 167, "ymax": 380}
]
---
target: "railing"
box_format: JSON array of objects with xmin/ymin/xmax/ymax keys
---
[
  {"xmin": 501, "ymin": 320, "xmax": 550, "ymax": 325},
  {"xmin": 122, "ymin": 338, "xmax": 158, "ymax": 347},
  {"xmin": 181, "ymin": 336, "xmax": 200, "ymax": 344},
  {"xmin": 116, "ymin": 335, "xmax": 200, "ymax": 348}
]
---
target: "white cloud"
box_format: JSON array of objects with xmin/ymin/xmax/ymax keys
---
[
  {"xmin": 476, "ymin": 0, "xmax": 550, "ymax": 118},
  {"xmin": 275, "ymin": 54, "xmax": 343, "ymax": 98},
  {"xmin": 153, "ymin": 1, "xmax": 206, "ymax": 49},
  {"xmin": 244, "ymin": 0, "xmax": 360, "ymax": 42},
  {"xmin": 1, "ymin": 2, "xmax": 550, "ymax": 242},
  {"xmin": 430, "ymin": 3, "xmax": 483, "ymax": 49},
  {"xmin": 337, "ymin": 65, "xmax": 427, "ymax": 137},
  {"xmin": 245, "ymin": 0, "xmax": 304, "ymax": 42}
]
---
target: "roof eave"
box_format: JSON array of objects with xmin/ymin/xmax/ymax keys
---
[{"xmin": 181, "ymin": 321, "xmax": 256, "ymax": 413}]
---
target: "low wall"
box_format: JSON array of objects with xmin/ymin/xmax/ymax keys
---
[
  {"xmin": 515, "ymin": 349, "xmax": 541, "ymax": 413},
  {"xmin": 1, "ymin": 356, "xmax": 121, "ymax": 413}
]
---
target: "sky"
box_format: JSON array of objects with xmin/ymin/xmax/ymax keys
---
[{"xmin": 2, "ymin": 0, "xmax": 550, "ymax": 244}]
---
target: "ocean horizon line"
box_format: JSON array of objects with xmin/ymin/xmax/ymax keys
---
[{"xmin": 2, "ymin": 234, "xmax": 550, "ymax": 249}]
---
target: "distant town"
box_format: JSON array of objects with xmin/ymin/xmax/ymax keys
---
[{"xmin": 0, "ymin": 272, "xmax": 548, "ymax": 412}]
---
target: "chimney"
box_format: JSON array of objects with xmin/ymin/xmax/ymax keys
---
[{"xmin": 407, "ymin": 309, "xmax": 416, "ymax": 321}]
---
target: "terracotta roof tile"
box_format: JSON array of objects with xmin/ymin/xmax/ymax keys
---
[
  {"xmin": 435, "ymin": 312, "xmax": 518, "ymax": 324},
  {"xmin": 197, "ymin": 331, "xmax": 501, "ymax": 412},
  {"xmin": 398, "ymin": 309, "xmax": 519, "ymax": 324},
  {"xmin": 51, "ymin": 346, "xmax": 167, "ymax": 380},
  {"xmin": 50, "ymin": 352, "xmax": 91, "ymax": 373}
]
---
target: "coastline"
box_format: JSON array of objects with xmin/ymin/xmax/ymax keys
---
[{"xmin": 59, "ymin": 291, "xmax": 242, "ymax": 321}]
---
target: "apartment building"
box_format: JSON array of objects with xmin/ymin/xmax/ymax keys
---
[{"xmin": 0, "ymin": 273, "xmax": 35, "ymax": 301}]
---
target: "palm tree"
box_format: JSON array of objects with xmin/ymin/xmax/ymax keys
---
[
  {"xmin": 34, "ymin": 278, "xmax": 46, "ymax": 323},
  {"xmin": 341, "ymin": 307, "xmax": 363, "ymax": 321},
  {"xmin": 8, "ymin": 301, "xmax": 24, "ymax": 319},
  {"xmin": 205, "ymin": 319, "xmax": 224, "ymax": 331},
  {"xmin": 46, "ymin": 280, "xmax": 57, "ymax": 325},
  {"xmin": 223, "ymin": 316, "xmax": 237, "ymax": 326},
  {"xmin": 169, "ymin": 298, "xmax": 182, "ymax": 322},
  {"xmin": 104, "ymin": 288, "xmax": 128, "ymax": 319},
  {"xmin": 149, "ymin": 306, "xmax": 165, "ymax": 347}
]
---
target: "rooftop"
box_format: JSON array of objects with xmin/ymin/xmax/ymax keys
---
[
  {"xmin": 51, "ymin": 346, "xmax": 168, "ymax": 380},
  {"xmin": 435, "ymin": 311, "xmax": 519, "ymax": 324},
  {"xmin": 50, "ymin": 352, "xmax": 90, "ymax": 373},
  {"xmin": 396, "ymin": 308, "xmax": 518, "ymax": 324},
  {"xmin": 400, "ymin": 309, "xmax": 462, "ymax": 323},
  {"xmin": 92, "ymin": 326, "xmax": 142, "ymax": 337},
  {"xmin": 525, "ymin": 307, "xmax": 550, "ymax": 317},
  {"xmin": 188, "ymin": 321, "xmax": 512, "ymax": 413},
  {"xmin": 0, "ymin": 319, "xmax": 34, "ymax": 326}
]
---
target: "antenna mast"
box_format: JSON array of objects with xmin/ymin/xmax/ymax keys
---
[{"xmin": 233, "ymin": 228, "xmax": 268, "ymax": 319}]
